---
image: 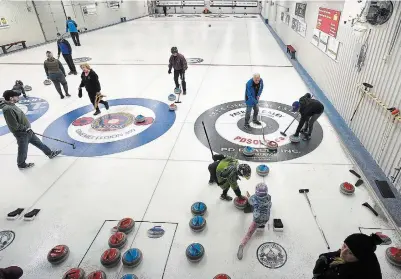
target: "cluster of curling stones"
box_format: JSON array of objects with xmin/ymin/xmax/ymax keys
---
[
  {"xmin": 242, "ymin": 141, "xmax": 278, "ymax": 157},
  {"xmin": 186, "ymin": 202, "xmax": 207, "ymax": 262}
]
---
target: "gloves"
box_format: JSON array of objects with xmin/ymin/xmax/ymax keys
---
[
  {"xmin": 26, "ymin": 128, "xmax": 33, "ymax": 134},
  {"xmin": 212, "ymin": 154, "xmax": 226, "ymax": 161},
  {"xmin": 78, "ymin": 88, "xmax": 82, "ymax": 98},
  {"xmin": 168, "ymin": 69, "xmax": 171, "ymax": 74}
]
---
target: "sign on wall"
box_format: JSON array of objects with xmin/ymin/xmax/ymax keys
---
[
  {"xmin": 0, "ymin": 16, "xmax": 9, "ymax": 29},
  {"xmin": 82, "ymin": 4, "xmax": 97, "ymax": 15},
  {"xmin": 182, "ymin": 0, "xmax": 205, "ymax": 6},
  {"xmin": 312, "ymin": 28, "xmax": 340, "ymax": 61},
  {"xmin": 107, "ymin": 1, "xmax": 121, "ymax": 10},
  {"xmin": 235, "ymin": 1, "xmax": 258, "ymax": 7},
  {"xmin": 295, "ymin": 2, "xmax": 307, "ymax": 18},
  {"xmin": 291, "ymin": 17, "xmax": 306, "ymax": 37},
  {"xmin": 280, "ymin": 12, "xmax": 290, "ymax": 26},
  {"xmin": 316, "ymin": 7, "xmax": 341, "ymax": 38}
]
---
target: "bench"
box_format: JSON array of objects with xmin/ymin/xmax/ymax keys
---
[
  {"xmin": 286, "ymin": 45, "xmax": 296, "ymax": 59},
  {"xmin": 1, "ymin": 41, "xmax": 27, "ymax": 54}
]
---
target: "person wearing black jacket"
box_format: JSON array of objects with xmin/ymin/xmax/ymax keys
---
[
  {"xmin": 0, "ymin": 266, "xmax": 23, "ymax": 279},
  {"xmin": 56, "ymin": 33, "xmax": 77, "ymax": 75},
  {"xmin": 312, "ymin": 233, "xmax": 383, "ymax": 279},
  {"xmin": 292, "ymin": 93, "xmax": 324, "ymax": 140},
  {"xmin": 78, "ymin": 63, "xmax": 109, "ymax": 116}
]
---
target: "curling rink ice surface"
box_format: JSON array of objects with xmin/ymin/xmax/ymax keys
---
[{"xmin": 0, "ymin": 14, "xmax": 401, "ymax": 279}]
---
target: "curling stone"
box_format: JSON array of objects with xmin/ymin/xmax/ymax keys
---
[
  {"xmin": 243, "ymin": 146, "xmax": 255, "ymax": 157},
  {"xmin": 24, "ymin": 85, "xmax": 32, "ymax": 91},
  {"xmin": 168, "ymin": 94, "xmax": 176, "ymax": 101},
  {"xmin": 47, "ymin": 244, "xmax": 70, "ymax": 265},
  {"xmin": 100, "ymin": 248, "xmax": 121, "ymax": 268},
  {"xmin": 186, "ymin": 243, "xmax": 205, "ymax": 262},
  {"xmin": 376, "ymin": 232, "xmax": 392, "ymax": 245},
  {"xmin": 62, "ymin": 268, "xmax": 85, "ymax": 279},
  {"xmin": 147, "ymin": 226, "xmax": 165, "ymax": 238},
  {"xmin": 135, "ymin": 115, "xmax": 146, "ymax": 124},
  {"xmin": 214, "ymin": 274, "xmax": 231, "ymax": 279},
  {"xmin": 340, "ymin": 182, "xmax": 355, "ymax": 195},
  {"xmin": 169, "ymin": 103, "xmax": 177, "ymax": 111},
  {"xmin": 117, "ymin": 218, "xmax": 135, "ymax": 234},
  {"xmin": 122, "ymin": 248, "xmax": 143, "ymax": 267},
  {"xmin": 256, "ymin": 164, "xmax": 269, "ymax": 177},
  {"xmin": 44, "ymin": 79, "xmax": 52, "ymax": 85},
  {"xmin": 189, "ymin": 216, "xmax": 207, "ymax": 232},
  {"xmin": 108, "ymin": 232, "xmax": 127, "ymax": 249},
  {"xmin": 191, "ymin": 202, "xmax": 207, "ymax": 216},
  {"xmin": 266, "ymin": 141, "xmax": 278, "ymax": 151},
  {"xmin": 289, "ymin": 135, "xmax": 301, "ymax": 143},
  {"xmin": 120, "ymin": 275, "xmax": 138, "ymax": 279},
  {"xmin": 87, "ymin": 271, "xmax": 107, "ymax": 279},
  {"xmin": 234, "ymin": 196, "xmax": 248, "ymax": 210},
  {"xmin": 385, "ymin": 247, "xmax": 401, "ymax": 267},
  {"xmin": 174, "ymin": 88, "xmax": 182, "ymax": 94}
]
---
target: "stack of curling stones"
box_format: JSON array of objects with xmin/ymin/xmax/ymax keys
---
[
  {"xmin": 289, "ymin": 134, "xmax": 301, "ymax": 143},
  {"xmin": 43, "ymin": 79, "xmax": 52, "ymax": 85},
  {"xmin": 47, "ymin": 244, "xmax": 70, "ymax": 265},
  {"xmin": 87, "ymin": 271, "xmax": 107, "ymax": 279},
  {"xmin": 340, "ymin": 182, "xmax": 355, "ymax": 195},
  {"xmin": 234, "ymin": 196, "xmax": 248, "ymax": 210},
  {"xmin": 101, "ymin": 248, "xmax": 121, "ymax": 268},
  {"xmin": 385, "ymin": 247, "xmax": 401, "ymax": 267},
  {"xmin": 190, "ymin": 202, "xmax": 207, "ymax": 232},
  {"xmin": 266, "ymin": 140, "xmax": 278, "ymax": 151},
  {"xmin": 186, "ymin": 243, "xmax": 205, "ymax": 262},
  {"xmin": 62, "ymin": 268, "xmax": 85, "ymax": 279},
  {"xmin": 168, "ymin": 94, "xmax": 176, "ymax": 102},
  {"xmin": 256, "ymin": 164, "xmax": 269, "ymax": 177},
  {"xmin": 122, "ymin": 248, "xmax": 143, "ymax": 267},
  {"xmin": 134, "ymin": 115, "xmax": 146, "ymax": 124},
  {"xmin": 243, "ymin": 146, "xmax": 255, "ymax": 157}
]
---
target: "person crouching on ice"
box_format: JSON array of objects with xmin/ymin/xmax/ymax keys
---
[
  {"xmin": 212, "ymin": 156, "xmax": 251, "ymax": 201},
  {"xmin": 237, "ymin": 183, "xmax": 271, "ymax": 260}
]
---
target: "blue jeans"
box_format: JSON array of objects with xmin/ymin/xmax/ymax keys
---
[
  {"xmin": 245, "ymin": 104, "xmax": 259, "ymax": 124},
  {"xmin": 14, "ymin": 131, "xmax": 52, "ymax": 167}
]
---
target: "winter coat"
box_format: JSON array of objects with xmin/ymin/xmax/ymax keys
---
[
  {"xmin": 66, "ymin": 19, "xmax": 78, "ymax": 33},
  {"xmin": 249, "ymin": 194, "xmax": 271, "ymax": 225},
  {"xmin": 168, "ymin": 53, "xmax": 188, "ymax": 71},
  {"xmin": 79, "ymin": 70, "xmax": 101, "ymax": 95},
  {"xmin": 245, "ymin": 78, "xmax": 264, "ymax": 106},
  {"xmin": 216, "ymin": 157, "xmax": 239, "ymax": 190},
  {"xmin": 12, "ymin": 84, "xmax": 25, "ymax": 96},
  {"xmin": 57, "ymin": 39, "xmax": 72, "ymax": 56},
  {"xmin": 0, "ymin": 100, "xmax": 31, "ymax": 134},
  {"xmin": 295, "ymin": 96, "xmax": 324, "ymax": 134},
  {"xmin": 313, "ymin": 250, "xmax": 382, "ymax": 279},
  {"xmin": 44, "ymin": 58, "xmax": 65, "ymax": 77}
]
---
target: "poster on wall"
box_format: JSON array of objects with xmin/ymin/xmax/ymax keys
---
[
  {"xmin": 295, "ymin": 2, "xmax": 307, "ymax": 18},
  {"xmin": 311, "ymin": 28, "xmax": 340, "ymax": 61},
  {"xmin": 318, "ymin": 32, "xmax": 329, "ymax": 52},
  {"xmin": 312, "ymin": 28, "xmax": 319, "ymax": 46},
  {"xmin": 316, "ymin": 7, "xmax": 341, "ymax": 38},
  {"xmin": 285, "ymin": 13, "xmax": 290, "ymax": 25},
  {"xmin": 107, "ymin": 1, "xmax": 121, "ymax": 10},
  {"xmin": 82, "ymin": 4, "xmax": 97, "ymax": 15},
  {"xmin": 291, "ymin": 17, "xmax": 307, "ymax": 38},
  {"xmin": 0, "ymin": 16, "xmax": 9, "ymax": 29}
]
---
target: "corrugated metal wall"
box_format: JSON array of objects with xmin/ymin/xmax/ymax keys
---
[{"xmin": 267, "ymin": 1, "xmax": 401, "ymax": 192}]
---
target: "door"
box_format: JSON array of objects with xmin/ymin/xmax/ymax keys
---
[{"xmin": 33, "ymin": 1, "xmax": 67, "ymax": 41}]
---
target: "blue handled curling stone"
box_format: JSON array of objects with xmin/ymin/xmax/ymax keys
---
[
  {"xmin": 147, "ymin": 226, "xmax": 165, "ymax": 238},
  {"xmin": 62, "ymin": 268, "xmax": 85, "ymax": 279},
  {"xmin": 340, "ymin": 182, "xmax": 355, "ymax": 195},
  {"xmin": 135, "ymin": 115, "xmax": 146, "ymax": 124},
  {"xmin": 266, "ymin": 140, "xmax": 278, "ymax": 151},
  {"xmin": 234, "ymin": 196, "xmax": 248, "ymax": 210},
  {"xmin": 44, "ymin": 79, "xmax": 52, "ymax": 85},
  {"xmin": 169, "ymin": 103, "xmax": 177, "ymax": 111},
  {"xmin": 47, "ymin": 244, "xmax": 70, "ymax": 265},
  {"xmin": 122, "ymin": 248, "xmax": 143, "ymax": 267},
  {"xmin": 256, "ymin": 164, "xmax": 269, "ymax": 177},
  {"xmin": 117, "ymin": 217, "xmax": 135, "ymax": 234},
  {"xmin": 191, "ymin": 202, "xmax": 207, "ymax": 216},
  {"xmin": 168, "ymin": 94, "xmax": 176, "ymax": 101},
  {"xmin": 186, "ymin": 243, "xmax": 205, "ymax": 262},
  {"xmin": 243, "ymin": 146, "xmax": 255, "ymax": 157},
  {"xmin": 214, "ymin": 274, "xmax": 231, "ymax": 279},
  {"xmin": 289, "ymin": 135, "xmax": 301, "ymax": 143},
  {"xmin": 108, "ymin": 232, "xmax": 127, "ymax": 249},
  {"xmin": 174, "ymin": 87, "xmax": 182, "ymax": 94},
  {"xmin": 189, "ymin": 216, "xmax": 207, "ymax": 232},
  {"xmin": 24, "ymin": 85, "xmax": 32, "ymax": 91},
  {"xmin": 100, "ymin": 248, "xmax": 121, "ymax": 268},
  {"xmin": 120, "ymin": 275, "xmax": 138, "ymax": 279},
  {"xmin": 87, "ymin": 271, "xmax": 107, "ymax": 279}
]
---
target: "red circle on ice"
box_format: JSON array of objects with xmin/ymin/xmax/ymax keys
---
[{"xmin": 72, "ymin": 117, "xmax": 93, "ymax": 126}]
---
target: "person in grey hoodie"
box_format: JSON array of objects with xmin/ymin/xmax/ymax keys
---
[
  {"xmin": 168, "ymin": 46, "xmax": 188, "ymax": 94},
  {"xmin": 0, "ymin": 90, "xmax": 61, "ymax": 169},
  {"xmin": 237, "ymin": 182, "xmax": 272, "ymax": 260},
  {"xmin": 44, "ymin": 51, "xmax": 71, "ymax": 99}
]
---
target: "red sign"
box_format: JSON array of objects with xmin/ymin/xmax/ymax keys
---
[{"xmin": 316, "ymin": 7, "xmax": 341, "ymax": 38}]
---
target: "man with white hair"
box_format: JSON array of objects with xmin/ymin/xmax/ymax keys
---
[{"xmin": 244, "ymin": 73, "xmax": 264, "ymax": 130}]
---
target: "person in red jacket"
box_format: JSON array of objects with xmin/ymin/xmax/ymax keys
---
[{"xmin": 168, "ymin": 47, "xmax": 188, "ymax": 95}]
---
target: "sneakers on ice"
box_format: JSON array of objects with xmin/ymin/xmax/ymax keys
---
[
  {"xmin": 252, "ymin": 120, "xmax": 262, "ymax": 125},
  {"xmin": 18, "ymin": 163, "xmax": 35, "ymax": 170},
  {"xmin": 49, "ymin": 150, "xmax": 62, "ymax": 159},
  {"xmin": 94, "ymin": 110, "xmax": 101, "ymax": 116},
  {"xmin": 237, "ymin": 244, "xmax": 244, "ymax": 260},
  {"xmin": 104, "ymin": 101, "xmax": 109, "ymax": 110},
  {"xmin": 220, "ymin": 194, "xmax": 233, "ymax": 201},
  {"xmin": 244, "ymin": 124, "xmax": 251, "ymax": 131}
]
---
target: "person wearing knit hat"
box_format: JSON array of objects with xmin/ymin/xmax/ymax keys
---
[
  {"xmin": 291, "ymin": 93, "xmax": 324, "ymax": 141},
  {"xmin": 237, "ymin": 183, "xmax": 272, "ymax": 260},
  {"xmin": 312, "ymin": 233, "xmax": 383, "ymax": 279}
]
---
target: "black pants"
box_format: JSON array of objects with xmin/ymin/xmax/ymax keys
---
[
  {"xmin": 173, "ymin": 70, "xmax": 186, "ymax": 92},
  {"xmin": 89, "ymin": 92, "xmax": 107, "ymax": 111},
  {"xmin": 208, "ymin": 161, "xmax": 219, "ymax": 183},
  {"xmin": 0, "ymin": 266, "xmax": 23, "ymax": 279},
  {"xmin": 48, "ymin": 72, "xmax": 68, "ymax": 97},
  {"xmin": 62, "ymin": 54, "xmax": 76, "ymax": 72},
  {"xmin": 70, "ymin": 32, "xmax": 80, "ymax": 46}
]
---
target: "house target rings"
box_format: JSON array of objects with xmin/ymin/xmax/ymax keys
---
[{"xmin": 257, "ymin": 242, "xmax": 287, "ymax": 269}]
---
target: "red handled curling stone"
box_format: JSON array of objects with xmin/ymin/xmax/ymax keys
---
[
  {"xmin": 169, "ymin": 103, "xmax": 177, "ymax": 111},
  {"xmin": 214, "ymin": 274, "xmax": 231, "ymax": 279},
  {"xmin": 340, "ymin": 182, "xmax": 355, "ymax": 195},
  {"xmin": 117, "ymin": 218, "xmax": 135, "ymax": 234},
  {"xmin": 87, "ymin": 270, "xmax": 107, "ymax": 279},
  {"xmin": 100, "ymin": 248, "xmax": 121, "ymax": 268},
  {"xmin": 108, "ymin": 232, "xmax": 127, "ymax": 249},
  {"xmin": 122, "ymin": 248, "xmax": 143, "ymax": 267},
  {"xmin": 47, "ymin": 244, "xmax": 70, "ymax": 265},
  {"xmin": 62, "ymin": 268, "xmax": 85, "ymax": 279},
  {"xmin": 234, "ymin": 196, "xmax": 248, "ymax": 210},
  {"xmin": 375, "ymin": 232, "xmax": 392, "ymax": 245},
  {"xmin": 385, "ymin": 247, "xmax": 401, "ymax": 267},
  {"xmin": 266, "ymin": 140, "xmax": 278, "ymax": 151}
]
